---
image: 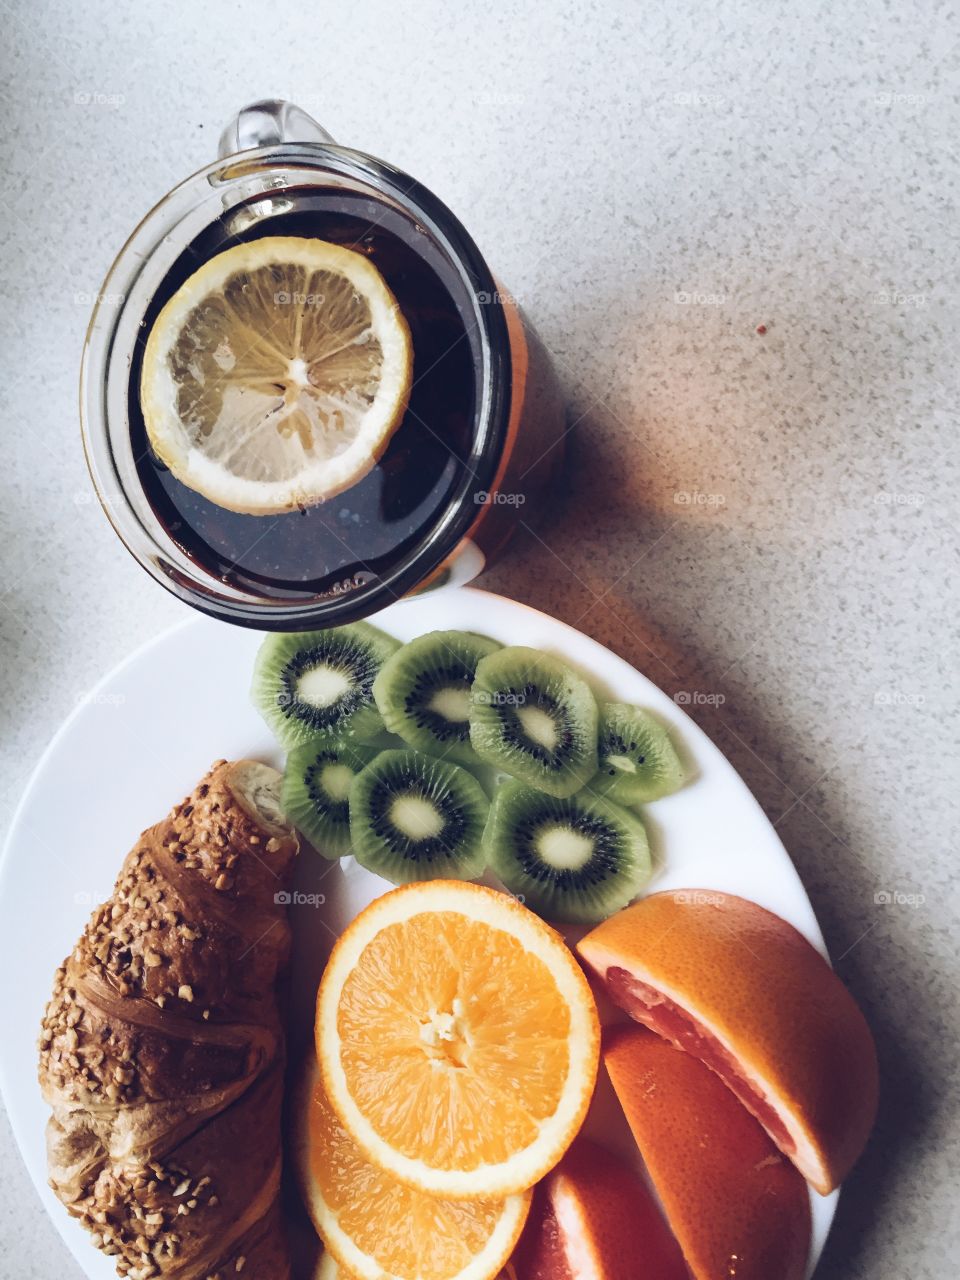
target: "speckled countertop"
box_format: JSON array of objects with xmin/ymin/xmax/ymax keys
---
[{"xmin": 1, "ymin": 2, "xmax": 957, "ymax": 1277}]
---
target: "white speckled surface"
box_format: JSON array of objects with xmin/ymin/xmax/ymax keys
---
[{"xmin": 1, "ymin": 2, "xmax": 957, "ymax": 1277}]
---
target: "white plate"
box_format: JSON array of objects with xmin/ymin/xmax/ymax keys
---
[{"xmin": 0, "ymin": 587, "xmax": 836, "ymax": 1277}]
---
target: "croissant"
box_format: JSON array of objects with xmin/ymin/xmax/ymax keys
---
[{"xmin": 38, "ymin": 759, "xmax": 299, "ymax": 1280}]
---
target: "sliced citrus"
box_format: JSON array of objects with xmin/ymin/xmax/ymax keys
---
[
  {"xmin": 140, "ymin": 236, "xmax": 412, "ymax": 514},
  {"xmin": 316, "ymin": 880, "xmax": 600, "ymax": 1199},
  {"xmin": 605, "ymin": 1025, "xmax": 811, "ymax": 1280},
  {"xmin": 315, "ymin": 1255, "xmax": 347, "ymax": 1280},
  {"xmin": 313, "ymin": 1257, "xmax": 517, "ymax": 1280},
  {"xmin": 512, "ymin": 1136, "xmax": 688, "ymax": 1280},
  {"xmin": 577, "ymin": 890, "xmax": 879, "ymax": 1194},
  {"xmin": 294, "ymin": 1058, "xmax": 530, "ymax": 1280}
]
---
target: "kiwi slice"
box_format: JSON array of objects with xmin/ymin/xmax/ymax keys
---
[
  {"xmin": 485, "ymin": 780, "xmax": 652, "ymax": 924},
  {"xmin": 372, "ymin": 630, "xmax": 502, "ymax": 764},
  {"xmin": 469, "ymin": 647, "xmax": 599, "ymax": 798},
  {"xmin": 252, "ymin": 623, "xmax": 400, "ymax": 749},
  {"xmin": 281, "ymin": 740, "xmax": 375, "ymax": 858},
  {"xmin": 349, "ymin": 749, "xmax": 488, "ymax": 885},
  {"xmin": 590, "ymin": 703, "xmax": 685, "ymax": 806}
]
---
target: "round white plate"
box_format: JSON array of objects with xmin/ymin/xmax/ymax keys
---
[{"xmin": 0, "ymin": 587, "xmax": 836, "ymax": 1277}]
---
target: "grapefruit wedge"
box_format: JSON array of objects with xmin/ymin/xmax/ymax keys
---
[
  {"xmin": 512, "ymin": 1137, "xmax": 688, "ymax": 1280},
  {"xmin": 577, "ymin": 890, "xmax": 878, "ymax": 1194},
  {"xmin": 606, "ymin": 1025, "xmax": 811, "ymax": 1280}
]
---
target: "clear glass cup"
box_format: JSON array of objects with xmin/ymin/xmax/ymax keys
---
[{"xmin": 80, "ymin": 100, "xmax": 565, "ymax": 629}]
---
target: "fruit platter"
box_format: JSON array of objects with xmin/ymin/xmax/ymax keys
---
[{"xmin": 0, "ymin": 588, "xmax": 878, "ymax": 1280}]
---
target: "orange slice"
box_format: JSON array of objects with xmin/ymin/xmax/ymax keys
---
[
  {"xmin": 295, "ymin": 1058, "xmax": 529, "ymax": 1280},
  {"xmin": 577, "ymin": 890, "xmax": 878, "ymax": 1193},
  {"xmin": 605, "ymin": 1025, "xmax": 811, "ymax": 1280},
  {"xmin": 314, "ymin": 1259, "xmax": 517, "ymax": 1280},
  {"xmin": 512, "ymin": 1137, "xmax": 688, "ymax": 1279},
  {"xmin": 316, "ymin": 880, "xmax": 600, "ymax": 1198}
]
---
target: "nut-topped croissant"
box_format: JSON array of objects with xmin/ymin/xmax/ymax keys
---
[{"xmin": 38, "ymin": 759, "xmax": 299, "ymax": 1279}]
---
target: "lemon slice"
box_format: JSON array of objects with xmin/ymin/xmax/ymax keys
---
[{"xmin": 140, "ymin": 237, "xmax": 413, "ymax": 515}]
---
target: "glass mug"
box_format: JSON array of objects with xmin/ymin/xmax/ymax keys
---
[{"xmin": 81, "ymin": 100, "xmax": 565, "ymax": 630}]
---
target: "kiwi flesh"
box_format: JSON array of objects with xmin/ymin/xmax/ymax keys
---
[
  {"xmin": 372, "ymin": 630, "xmax": 502, "ymax": 764},
  {"xmin": 484, "ymin": 779, "xmax": 652, "ymax": 924},
  {"xmin": 281, "ymin": 740, "xmax": 375, "ymax": 858},
  {"xmin": 349, "ymin": 749, "xmax": 488, "ymax": 885},
  {"xmin": 469, "ymin": 647, "xmax": 599, "ymax": 798},
  {"xmin": 252, "ymin": 622, "xmax": 400, "ymax": 749},
  {"xmin": 590, "ymin": 702, "xmax": 685, "ymax": 806}
]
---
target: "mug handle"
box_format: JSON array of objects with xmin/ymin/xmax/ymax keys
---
[
  {"xmin": 218, "ymin": 99, "xmax": 335, "ymax": 158},
  {"xmin": 215, "ymin": 99, "xmax": 492, "ymax": 598}
]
